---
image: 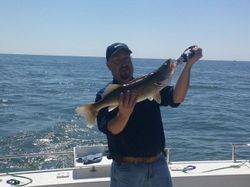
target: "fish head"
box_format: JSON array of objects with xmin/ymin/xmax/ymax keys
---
[{"xmin": 153, "ymin": 59, "xmax": 177, "ymax": 86}]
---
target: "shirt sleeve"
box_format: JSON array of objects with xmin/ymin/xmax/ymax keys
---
[
  {"xmin": 160, "ymin": 86, "xmax": 180, "ymax": 107},
  {"xmin": 95, "ymin": 92, "xmax": 108, "ymax": 134}
]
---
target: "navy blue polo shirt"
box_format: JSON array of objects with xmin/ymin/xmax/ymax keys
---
[{"xmin": 95, "ymin": 80, "xmax": 180, "ymax": 158}]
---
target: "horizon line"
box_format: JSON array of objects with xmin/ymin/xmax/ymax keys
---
[{"xmin": 0, "ymin": 52, "xmax": 249, "ymax": 62}]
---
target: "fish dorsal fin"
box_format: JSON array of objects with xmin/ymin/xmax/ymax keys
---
[
  {"xmin": 102, "ymin": 84, "xmax": 121, "ymax": 97},
  {"xmin": 123, "ymin": 73, "xmax": 152, "ymax": 86},
  {"xmin": 125, "ymin": 74, "xmax": 149, "ymax": 85}
]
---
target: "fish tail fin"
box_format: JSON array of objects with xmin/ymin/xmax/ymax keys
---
[{"xmin": 76, "ymin": 104, "xmax": 98, "ymax": 127}]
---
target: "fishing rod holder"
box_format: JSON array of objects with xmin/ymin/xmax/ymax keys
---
[{"xmin": 231, "ymin": 143, "xmax": 250, "ymax": 163}]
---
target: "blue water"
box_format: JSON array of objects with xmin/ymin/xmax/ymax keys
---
[{"xmin": 0, "ymin": 54, "xmax": 250, "ymax": 172}]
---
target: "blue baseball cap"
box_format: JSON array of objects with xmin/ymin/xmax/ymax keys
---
[{"xmin": 106, "ymin": 42, "xmax": 132, "ymax": 61}]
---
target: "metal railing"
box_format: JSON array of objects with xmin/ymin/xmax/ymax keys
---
[
  {"xmin": 231, "ymin": 143, "xmax": 250, "ymax": 163},
  {"xmin": 0, "ymin": 151, "xmax": 75, "ymax": 172},
  {"xmin": 0, "ymin": 144, "xmax": 249, "ymax": 164},
  {"xmin": 164, "ymin": 148, "xmax": 171, "ymax": 163},
  {"xmin": 0, "ymin": 151, "xmax": 74, "ymax": 160}
]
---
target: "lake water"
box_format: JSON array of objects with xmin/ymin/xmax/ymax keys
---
[{"xmin": 0, "ymin": 54, "xmax": 249, "ymax": 172}]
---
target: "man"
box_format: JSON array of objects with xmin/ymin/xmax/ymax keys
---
[{"xmin": 95, "ymin": 42, "xmax": 202, "ymax": 187}]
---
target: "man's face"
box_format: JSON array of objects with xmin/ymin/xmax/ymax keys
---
[{"xmin": 107, "ymin": 50, "xmax": 134, "ymax": 84}]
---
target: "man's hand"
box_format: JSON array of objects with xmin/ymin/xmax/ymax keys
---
[
  {"xmin": 107, "ymin": 90, "xmax": 137, "ymax": 135},
  {"xmin": 187, "ymin": 47, "xmax": 203, "ymax": 66},
  {"xmin": 118, "ymin": 90, "xmax": 137, "ymax": 119}
]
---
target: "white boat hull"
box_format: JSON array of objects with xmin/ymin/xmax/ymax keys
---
[{"xmin": 1, "ymin": 158, "xmax": 250, "ymax": 187}]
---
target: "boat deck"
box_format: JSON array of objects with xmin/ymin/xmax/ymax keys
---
[{"xmin": 1, "ymin": 157, "xmax": 250, "ymax": 187}]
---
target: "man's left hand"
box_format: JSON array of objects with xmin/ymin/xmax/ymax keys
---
[{"xmin": 187, "ymin": 47, "xmax": 203, "ymax": 66}]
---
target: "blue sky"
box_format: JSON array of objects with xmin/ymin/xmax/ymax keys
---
[{"xmin": 0, "ymin": 0, "xmax": 249, "ymax": 60}]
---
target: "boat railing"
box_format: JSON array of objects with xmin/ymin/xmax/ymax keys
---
[
  {"xmin": 0, "ymin": 151, "xmax": 74, "ymax": 160},
  {"xmin": 0, "ymin": 144, "xmax": 248, "ymax": 164},
  {"xmin": 231, "ymin": 143, "xmax": 250, "ymax": 163},
  {"xmin": 0, "ymin": 151, "xmax": 74, "ymax": 170},
  {"xmin": 164, "ymin": 148, "xmax": 171, "ymax": 163}
]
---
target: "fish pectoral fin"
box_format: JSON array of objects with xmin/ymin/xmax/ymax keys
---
[
  {"xmin": 108, "ymin": 105, "xmax": 118, "ymax": 112},
  {"xmin": 154, "ymin": 82, "xmax": 164, "ymax": 87},
  {"xmin": 153, "ymin": 92, "xmax": 161, "ymax": 104},
  {"xmin": 147, "ymin": 96, "xmax": 154, "ymax": 101},
  {"xmin": 147, "ymin": 93, "xmax": 161, "ymax": 103},
  {"xmin": 102, "ymin": 84, "xmax": 121, "ymax": 97}
]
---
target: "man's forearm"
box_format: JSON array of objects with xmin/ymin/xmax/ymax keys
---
[
  {"xmin": 173, "ymin": 63, "xmax": 192, "ymax": 103},
  {"xmin": 173, "ymin": 46, "xmax": 203, "ymax": 103},
  {"xmin": 107, "ymin": 112, "xmax": 129, "ymax": 135}
]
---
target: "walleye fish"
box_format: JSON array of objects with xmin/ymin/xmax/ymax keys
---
[{"xmin": 76, "ymin": 46, "xmax": 196, "ymax": 126}]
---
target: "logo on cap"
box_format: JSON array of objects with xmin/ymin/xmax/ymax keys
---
[
  {"xmin": 106, "ymin": 42, "xmax": 132, "ymax": 61},
  {"xmin": 114, "ymin": 44, "xmax": 125, "ymax": 48}
]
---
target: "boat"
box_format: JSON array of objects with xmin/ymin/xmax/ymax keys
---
[{"xmin": 0, "ymin": 143, "xmax": 250, "ymax": 187}]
